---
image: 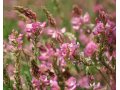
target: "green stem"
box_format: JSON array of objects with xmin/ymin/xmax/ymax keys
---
[
  {"xmin": 99, "ymin": 42, "xmax": 115, "ymax": 74},
  {"xmin": 25, "ymin": 73, "xmax": 34, "ymax": 90},
  {"xmin": 53, "ymin": 58, "xmax": 65, "ymax": 90},
  {"xmin": 3, "ymin": 66, "xmax": 13, "ymax": 89},
  {"xmin": 32, "ymin": 35, "xmax": 39, "ymax": 63},
  {"xmin": 74, "ymin": 63, "xmax": 80, "ymax": 73},
  {"xmin": 14, "ymin": 52, "xmax": 22, "ymax": 90}
]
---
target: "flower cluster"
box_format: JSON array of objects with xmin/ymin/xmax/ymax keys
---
[
  {"xmin": 25, "ymin": 22, "xmax": 46, "ymax": 39},
  {"xmin": 71, "ymin": 5, "xmax": 90, "ymax": 31},
  {"xmin": 8, "ymin": 30, "xmax": 23, "ymax": 51}
]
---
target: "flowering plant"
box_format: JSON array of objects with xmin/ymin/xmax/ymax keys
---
[{"xmin": 4, "ymin": 1, "xmax": 116, "ymax": 90}]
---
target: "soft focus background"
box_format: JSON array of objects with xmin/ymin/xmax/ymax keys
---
[{"xmin": 4, "ymin": 0, "xmax": 115, "ymax": 39}]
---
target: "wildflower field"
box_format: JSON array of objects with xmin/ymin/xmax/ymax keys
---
[{"xmin": 3, "ymin": 0, "xmax": 116, "ymax": 90}]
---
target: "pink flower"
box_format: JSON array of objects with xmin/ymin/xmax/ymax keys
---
[
  {"xmin": 25, "ymin": 22, "xmax": 46, "ymax": 38},
  {"xmin": 78, "ymin": 76, "xmax": 90, "ymax": 89},
  {"xmin": 8, "ymin": 30, "xmax": 23, "ymax": 50},
  {"xmin": 56, "ymin": 41, "xmax": 79, "ymax": 59},
  {"xmin": 8, "ymin": 33, "xmax": 16, "ymax": 42},
  {"xmin": 16, "ymin": 34, "xmax": 23, "ymax": 49},
  {"xmin": 18, "ymin": 20, "xmax": 25, "ymax": 30},
  {"xmin": 3, "ymin": 41, "xmax": 15, "ymax": 52},
  {"xmin": 105, "ymin": 20, "xmax": 115, "ymax": 30},
  {"xmin": 38, "ymin": 53, "xmax": 49, "ymax": 61},
  {"xmin": 38, "ymin": 45, "xmax": 55, "ymax": 61},
  {"xmin": 57, "ymin": 43, "xmax": 69, "ymax": 57},
  {"xmin": 79, "ymin": 34, "xmax": 90, "ymax": 45},
  {"xmin": 84, "ymin": 41, "xmax": 97, "ymax": 57},
  {"xmin": 94, "ymin": 4, "xmax": 103, "ymax": 13},
  {"xmin": 93, "ymin": 22, "xmax": 104, "ymax": 35},
  {"xmin": 39, "ymin": 61, "xmax": 52, "ymax": 73},
  {"xmin": 7, "ymin": 64, "xmax": 15, "ymax": 76},
  {"xmin": 57, "ymin": 57, "xmax": 67, "ymax": 71},
  {"xmin": 71, "ymin": 12, "xmax": 91, "ymax": 30},
  {"xmin": 68, "ymin": 41, "xmax": 80, "ymax": 57},
  {"xmin": 65, "ymin": 77, "xmax": 77, "ymax": 90},
  {"xmin": 6, "ymin": 44, "xmax": 15, "ymax": 52},
  {"xmin": 93, "ymin": 82, "xmax": 101, "ymax": 90},
  {"xmin": 39, "ymin": 63, "xmax": 49, "ymax": 73},
  {"xmin": 32, "ymin": 78, "xmax": 40, "ymax": 90},
  {"xmin": 50, "ymin": 77, "xmax": 60, "ymax": 90},
  {"xmin": 105, "ymin": 20, "xmax": 116, "ymax": 44},
  {"xmin": 71, "ymin": 17, "xmax": 83, "ymax": 30},
  {"xmin": 44, "ymin": 27, "xmax": 65, "ymax": 43},
  {"xmin": 39, "ymin": 75, "xmax": 49, "ymax": 85},
  {"xmin": 79, "ymin": 30, "xmax": 90, "ymax": 45},
  {"xmin": 83, "ymin": 12, "xmax": 90, "ymax": 23}
]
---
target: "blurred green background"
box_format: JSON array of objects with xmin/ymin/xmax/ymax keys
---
[{"xmin": 3, "ymin": 0, "xmax": 115, "ymax": 39}]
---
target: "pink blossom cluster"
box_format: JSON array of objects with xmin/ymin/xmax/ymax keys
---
[{"xmin": 8, "ymin": 30, "xmax": 23, "ymax": 51}]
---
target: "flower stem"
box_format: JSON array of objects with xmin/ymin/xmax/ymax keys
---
[
  {"xmin": 14, "ymin": 52, "xmax": 22, "ymax": 90},
  {"xmin": 53, "ymin": 58, "xmax": 65, "ymax": 90}
]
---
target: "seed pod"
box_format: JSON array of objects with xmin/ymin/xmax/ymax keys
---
[
  {"xmin": 72, "ymin": 5, "xmax": 82, "ymax": 17},
  {"xmin": 43, "ymin": 7, "xmax": 56, "ymax": 27},
  {"xmin": 14, "ymin": 6, "xmax": 36, "ymax": 21}
]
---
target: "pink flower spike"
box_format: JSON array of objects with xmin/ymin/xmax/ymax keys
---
[
  {"xmin": 84, "ymin": 41, "xmax": 97, "ymax": 57},
  {"xmin": 50, "ymin": 79, "xmax": 60, "ymax": 90},
  {"xmin": 66, "ymin": 77, "xmax": 77, "ymax": 90},
  {"xmin": 32, "ymin": 22, "xmax": 41, "ymax": 29},
  {"xmin": 79, "ymin": 76, "xmax": 90, "ymax": 89},
  {"xmin": 79, "ymin": 33, "xmax": 90, "ymax": 45},
  {"xmin": 38, "ymin": 53, "xmax": 49, "ymax": 61},
  {"xmin": 32, "ymin": 78, "xmax": 40, "ymax": 90},
  {"xmin": 61, "ymin": 27, "xmax": 66, "ymax": 33},
  {"xmin": 8, "ymin": 33, "xmax": 16, "ymax": 42},
  {"xmin": 83, "ymin": 12, "xmax": 90, "ymax": 23},
  {"xmin": 26, "ymin": 24, "xmax": 32, "ymax": 30},
  {"xmin": 71, "ymin": 17, "xmax": 83, "ymax": 30},
  {"xmin": 93, "ymin": 82, "xmax": 101, "ymax": 90},
  {"xmin": 18, "ymin": 20, "xmax": 25, "ymax": 30},
  {"xmin": 40, "ymin": 75, "xmax": 49, "ymax": 85},
  {"xmin": 94, "ymin": 4, "xmax": 103, "ymax": 13},
  {"xmin": 93, "ymin": 22, "xmax": 104, "ymax": 35},
  {"xmin": 40, "ymin": 22, "xmax": 47, "ymax": 28}
]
